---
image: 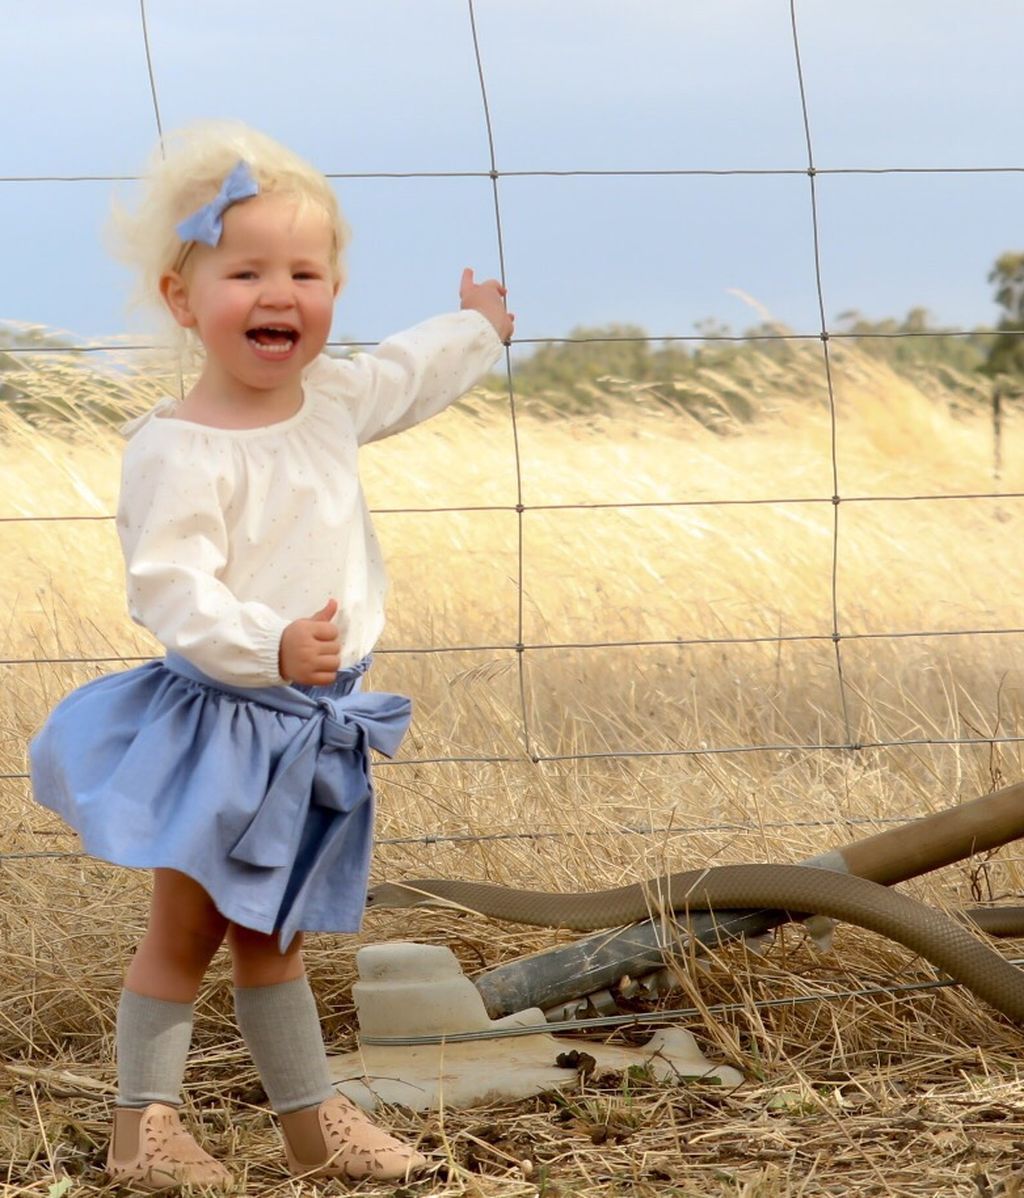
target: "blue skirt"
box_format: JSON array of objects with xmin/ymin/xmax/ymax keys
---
[{"xmin": 29, "ymin": 654, "xmax": 412, "ymax": 949}]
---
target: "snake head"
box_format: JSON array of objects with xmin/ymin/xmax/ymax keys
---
[{"xmin": 365, "ymin": 880, "xmax": 453, "ymax": 910}]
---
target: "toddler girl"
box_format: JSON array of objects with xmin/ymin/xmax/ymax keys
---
[{"xmin": 30, "ymin": 120, "xmax": 512, "ymax": 1190}]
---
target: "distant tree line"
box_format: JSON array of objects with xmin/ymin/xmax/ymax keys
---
[
  {"xmin": 3, "ymin": 252, "xmax": 1024, "ymax": 430},
  {"xmin": 985, "ymin": 251, "xmax": 1024, "ymax": 379},
  {"xmin": 493, "ymin": 252, "xmax": 1024, "ymax": 416},
  {"xmin": 501, "ymin": 310, "xmax": 994, "ymax": 407}
]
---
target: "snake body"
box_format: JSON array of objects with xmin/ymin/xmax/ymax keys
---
[{"xmin": 366, "ymin": 864, "xmax": 1024, "ymax": 1023}]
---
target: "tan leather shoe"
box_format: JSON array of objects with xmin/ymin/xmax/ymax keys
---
[
  {"xmin": 279, "ymin": 1094, "xmax": 429, "ymax": 1182},
  {"xmin": 106, "ymin": 1104, "xmax": 234, "ymax": 1191}
]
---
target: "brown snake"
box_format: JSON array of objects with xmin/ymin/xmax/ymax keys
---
[{"xmin": 367, "ymin": 864, "xmax": 1024, "ymax": 1023}]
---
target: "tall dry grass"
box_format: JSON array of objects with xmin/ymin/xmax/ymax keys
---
[{"xmin": 3, "ymin": 339, "xmax": 1024, "ymax": 1196}]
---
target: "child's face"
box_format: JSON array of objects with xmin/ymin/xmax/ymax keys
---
[{"xmin": 168, "ymin": 192, "xmax": 338, "ymax": 399}]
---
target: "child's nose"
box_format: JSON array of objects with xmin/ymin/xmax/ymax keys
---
[{"xmin": 259, "ymin": 274, "xmax": 295, "ymax": 306}]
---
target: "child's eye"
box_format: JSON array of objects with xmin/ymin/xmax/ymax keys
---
[
  {"xmin": 294, "ymin": 271, "xmax": 321, "ymax": 281},
  {"xmin": 231, "ymin": 271, "xmax": 258, "ymax": 280}
]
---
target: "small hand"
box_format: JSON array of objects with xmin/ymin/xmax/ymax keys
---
[
  {"xmin": 460, "ymin": 267, "xmax": 515, "ymax": 343},
  {"xmin": 279, "ymin": 598, "xmax": 342, "ymax": 685}
]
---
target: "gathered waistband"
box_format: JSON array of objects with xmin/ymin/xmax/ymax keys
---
[{"xmin": 163, "ymin": 652, "xmax": 372, "ymax": 718}]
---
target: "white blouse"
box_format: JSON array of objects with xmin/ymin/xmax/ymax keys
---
[{"xmin": 116, "ymin": 309, "xmax": 503, "ymax": 686}]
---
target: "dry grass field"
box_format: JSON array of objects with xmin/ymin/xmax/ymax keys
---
[{"xmin": 3, "ymin": 339, "xmax": 1024, "ymax": 1196}]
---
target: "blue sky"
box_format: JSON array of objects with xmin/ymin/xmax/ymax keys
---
[{"xmin": 2, "ymin": 0, "xmax": 1023, "ymax": 348}]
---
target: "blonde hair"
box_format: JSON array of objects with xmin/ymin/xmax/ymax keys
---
[{"xmin": 111, "ymin": 120, "xmax": 350, "ymax": 328}]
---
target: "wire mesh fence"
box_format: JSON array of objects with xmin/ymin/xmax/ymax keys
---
[{"xmin": 3, "ymin": 0, "xmax": 1023, "ymax": 893}]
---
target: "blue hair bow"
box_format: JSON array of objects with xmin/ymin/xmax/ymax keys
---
[{"xmin": 176, "ymin": 160, "xmax": 260, "ymax": 248}]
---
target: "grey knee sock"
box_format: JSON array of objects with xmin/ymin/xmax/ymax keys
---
[
  {"xmin": 234, "ymin": 977, "xmax": 334, "ymax": 1114},
  {"xmin": 115, "ymin": 990, "xmax": 194, "ymax": 1108}
]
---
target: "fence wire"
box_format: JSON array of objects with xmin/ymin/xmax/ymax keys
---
[
  {"xmin": 2, "ymin": 6, "xmax": 1021, "ymax": 779},
  {"xmin": 3, "ymin": 1, "xmax": 1024, "ymax": 1021}
]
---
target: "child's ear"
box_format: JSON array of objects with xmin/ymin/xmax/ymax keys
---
[{"xmin": 160, "ymin": 271, "xmax": 196, "ymax": 328}]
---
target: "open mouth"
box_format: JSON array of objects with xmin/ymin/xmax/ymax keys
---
[{"xmin": 246, "ymin": 326, "xmax": 299, "ymax": 354}]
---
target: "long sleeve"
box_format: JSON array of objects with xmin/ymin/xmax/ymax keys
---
[
  {"xmin": 117, "ymin": 431, "xmax": 290, "ymax": 686},
  {"xmin": 309, "ymin": 309, "xmax": 503, "ymax": 446}
]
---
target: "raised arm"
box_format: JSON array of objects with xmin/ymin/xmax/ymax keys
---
[{"xmin": 312, "ymin": 271, "xmax": 510, "ymax": 445}]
